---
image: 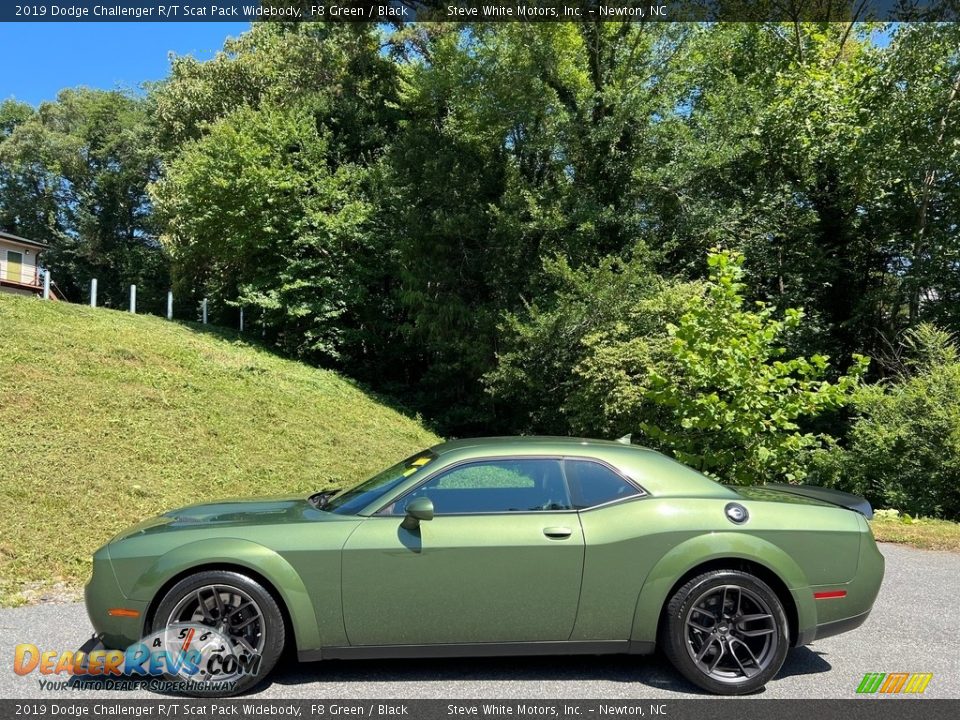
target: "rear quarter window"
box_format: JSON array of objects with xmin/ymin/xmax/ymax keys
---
[{"xmin": 565, "ymin": 459, "xmax": 642, "ymax": 509}]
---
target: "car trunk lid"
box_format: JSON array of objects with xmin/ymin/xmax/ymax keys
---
[{"xmin": 733, "ymin": 484, "xmax": 873, "ymax": 519}]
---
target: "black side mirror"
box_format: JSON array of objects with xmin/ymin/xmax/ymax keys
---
[{"xmin": 401, "ymin": 497, "xmax": 434, "ymax": 530}]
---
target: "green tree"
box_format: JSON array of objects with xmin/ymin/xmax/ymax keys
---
[
  {"xmin": 152, "ymin": 103, "xmax": 377, "ymax": 357},
  {"xmin": 0, "ymin": 89, "xmax": 167, "ymax": 308},
  {"xmin": 384, "ymin": 22, "xmax": 696, "ymax": 432},
  {"xmin": 0, "ymin": 99, "xmax": 58, "ymax": 240},
  {"xmin": 649, "ymin": 23, "xmax": 960, "ymax": 365},
  {"xmin": 643, "ymin": 24, "xmax": 891, "ymax": 359},
  {"xmin": 485, "ymin": 246, "xmax": 700, "ymax": 434},
  {"xmin": 152, "ymin": 23, "xmax": 398, "ymax": 154},
  {"xmin": 576, "ymin": 250, "xmax": 868, "ymax": 484},
  {"xmin": 150, "ymin": 22, "xmax": 401, "ymax": 363},
  {"xmin": 864, "ymin": 24, "xmax": 960, "ymax": 330},
  {"xmin": 140, "ymin": 20, "xmax": 960, "ymax": 442}
]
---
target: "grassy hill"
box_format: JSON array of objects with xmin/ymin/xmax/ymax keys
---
[{"xmin": 0, "ymin": 294, "xmax": 440, "ymax": 605}]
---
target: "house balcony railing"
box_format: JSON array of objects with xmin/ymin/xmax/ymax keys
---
[{"xmin": 1, "ymin": 266, "xmax": 42, "ymax": 289}]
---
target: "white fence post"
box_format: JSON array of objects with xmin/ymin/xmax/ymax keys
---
[
  {"xmin": 90, "ymin": 278, "xmax": 97, "ymax": 308},
  {"xmin": 167, "ymin": 290, "xmax": 173, "ymax": 320},
  {"xmin": 129, "ymin": 284, "xmax": 137, "ymax": 313},
  {"xmin": 239, "ymin": 306, "xmax": 244, "ymax": 332},
  {"xmin": 202, "ymin": 298, "xmax": 208, "ymax": 325},
  {"xmin": 43, "ymin": 271, "xmax": 50, "ymax": 300}
]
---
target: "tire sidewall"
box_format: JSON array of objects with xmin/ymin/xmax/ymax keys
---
[{"xmin": 150, "ymin": 570, "xmax": 285, "ymax": 697}]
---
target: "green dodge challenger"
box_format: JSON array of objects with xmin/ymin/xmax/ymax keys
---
[{"xmin": 85, "ymin": 437, "xmax": 884, "ymax": 696}]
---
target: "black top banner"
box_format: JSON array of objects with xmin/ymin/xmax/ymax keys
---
[{"xmin": 3, "ymin": 0, "xmax": 960, "ymax": 23}]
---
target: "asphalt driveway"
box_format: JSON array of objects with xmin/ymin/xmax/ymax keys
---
[{"xmin": 1, "ymin": 543, "xmax": 957, "ymax": 699}]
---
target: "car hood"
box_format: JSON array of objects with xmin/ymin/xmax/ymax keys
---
[
  {"xmin": 110, "ymin": 495, "xmax": 337, "ymax": 542},
  {"xmin": 164, "ymin": 496, "xmax": 317, "ymax": 524}
]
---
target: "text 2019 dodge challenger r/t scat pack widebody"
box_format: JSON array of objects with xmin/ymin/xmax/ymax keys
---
[{"xmin": 85, "ymin": 436, "xmax": 883, "ymax": 696}]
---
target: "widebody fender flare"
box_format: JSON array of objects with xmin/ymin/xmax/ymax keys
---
[
  {"xmin": 128, "ymin": 537, "xmax": 324, "ymax": 651},
  {"xmin": 629, "ymin": 532, "xmax": 817, "ymax": 644}
]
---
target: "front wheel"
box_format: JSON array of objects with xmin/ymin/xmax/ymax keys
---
[
  {"xmin": 660, "ymin": 569, "xmax": 789, "ymax": 695},
  {"xmin": 150, "ymin": 570, "xmax": 285, "ymax": 697}
]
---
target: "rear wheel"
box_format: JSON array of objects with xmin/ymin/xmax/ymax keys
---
[
  {"xmin": 661, "ymin": 569, "xmax": 789, "ymax": 695},
  {"xmin": 151, "ymin": 570, "xmax": 285, "ymax": 697}
]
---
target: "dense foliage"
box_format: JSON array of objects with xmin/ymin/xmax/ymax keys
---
[
  {"xmin": 3, "ymin": 22, "xmax": 960, "ymax": 512},
  {"xmin": 486, "ymin": 246, "xmax": 698, "ymax": 434},
  {"xmin": 578, "ymin": 250, "xmax": 867, "ymax": 484},
  {"xmin": 819, "ymin": 325, "xmax": 960, "ymax": 520},
  {"xmin": 489, "ymin": 249, "xmax": 867, "ymax": 485}
]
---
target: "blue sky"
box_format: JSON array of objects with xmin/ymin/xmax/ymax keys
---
[{"xmin": 0, "ymin": 22, "xmax": 250, "ymax": 106}]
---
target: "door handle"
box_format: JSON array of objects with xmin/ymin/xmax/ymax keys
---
[{"xmin": 542, "ymin": 527, "xmax": 573, "ymax": 539}]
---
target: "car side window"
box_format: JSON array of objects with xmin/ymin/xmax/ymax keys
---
[
  {"xmin": 565, "ymin": 459, "xmax": 641, "ymax": 509},
  {"xmin": 387, "ymin": 458, "xmax": 572, "ymax": 514}
]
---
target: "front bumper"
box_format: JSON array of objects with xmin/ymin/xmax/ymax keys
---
[{"xmin": 84, "ymin": 545, "xmax": 148, "ymax": 649}]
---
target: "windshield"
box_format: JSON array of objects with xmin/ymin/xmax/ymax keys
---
[{"xmin": 322, "ymin": 450, "xmax": 437, "ymax": 515}]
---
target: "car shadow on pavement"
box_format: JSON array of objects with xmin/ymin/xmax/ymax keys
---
[
  {"xmin": 257, "ymin": 646, "xmax": 832, "ymax": 697},
  {"xmin": 775, "ymin": 647, "xmax": 833, "ymax": 679},
  {"xmin": 62, "ymin": 646, "xmax": 832, "ymax": 698}
]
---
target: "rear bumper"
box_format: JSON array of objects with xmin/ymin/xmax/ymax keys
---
[
  {"xmin": 795, "ymin": 519, "xmax": 884, "ymax": 646},
  {"xmin": 797, "ymin": 607, "xmax": 873, "ymax": 645},
  {"xmin": 811, "ymin": 608, "xmax": 872, "ymax": 642}
]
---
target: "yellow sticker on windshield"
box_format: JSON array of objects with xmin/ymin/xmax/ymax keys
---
[
  {"xmin": 402, "ymin": 468, "xmax": 418, "ymax": 477},
  {"xmin": 411, "ymin": 457, "xmax": 432, "ymax": 467}
]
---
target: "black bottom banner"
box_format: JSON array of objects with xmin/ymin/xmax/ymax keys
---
[{"xmin": 3, "ymin": 699, "xmax": 958, "ymax": 720}]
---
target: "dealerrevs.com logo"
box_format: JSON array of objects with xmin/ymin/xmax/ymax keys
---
[
  {"xmin": 14, "ymin": 622, "xmax": 261, "ymax": 692},
  {"xmin": 856, "ymin": 673, "xmax": 934, "ymax": 694}
]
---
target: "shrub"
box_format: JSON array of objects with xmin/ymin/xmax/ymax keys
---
[{"xmin": 837, "ymin": 324, "xmax": 960, "ymax": 520}]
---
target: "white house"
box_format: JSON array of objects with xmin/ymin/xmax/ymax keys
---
[{"xmin": 0, "ymin": 230, "xmax": 47, "ymax": 297}]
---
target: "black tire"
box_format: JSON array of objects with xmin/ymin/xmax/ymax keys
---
[
  {"xmin": 660, "ymin": 569, "xmax": 789, "ymax": 695},
  {"xmin": 150, "ymin": 570, "xmax": 285, "ymax": 697}
]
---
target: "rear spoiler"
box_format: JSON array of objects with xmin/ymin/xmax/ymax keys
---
[{"xmin": 763, "ymin": 484, "xmax": 873, "ymax": 520}]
